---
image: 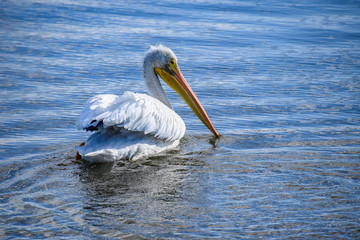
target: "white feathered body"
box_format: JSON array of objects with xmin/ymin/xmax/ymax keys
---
[{"xmin": 77, "ymin": 91, "xmax": 186, "ymax": 162}]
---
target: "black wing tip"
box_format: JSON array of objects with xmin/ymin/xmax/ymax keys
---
[{"xmin": 84, "ymin": 120, "xmax": 103, "ymax": 132}]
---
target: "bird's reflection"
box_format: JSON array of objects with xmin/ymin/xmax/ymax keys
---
[
  {"xmin": 77, "ymin": 134, "xmax": 216, "ymax": 221},
  {"xmin": 81, "ymin": 161, "xmax": 115, "ymax": 174},
  {"xmin": 70, "ymin": 134, "xmax": 224, "ymax": 238}
]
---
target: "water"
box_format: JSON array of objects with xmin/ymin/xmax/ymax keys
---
[{"xmin": 1, "ymin": 0, "xmax": 360, "ymax": 238}]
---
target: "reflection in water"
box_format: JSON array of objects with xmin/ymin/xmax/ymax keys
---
[
  {"xmin": 0, "ymin": 134, "xmax": 359, "ymax": 238},
  {"xmin": 78, "ymin": 141, "xmax": 212, "ymax": 238}
]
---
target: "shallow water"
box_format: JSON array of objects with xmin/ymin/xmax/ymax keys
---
[{"xmin": 1, "ymin": 0, "xmax": 360, "ymax": 239}]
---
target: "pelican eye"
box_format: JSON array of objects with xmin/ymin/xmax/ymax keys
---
[{"xmin": 169, "ymin": 59, "xmax": 176, "ymax": 72}]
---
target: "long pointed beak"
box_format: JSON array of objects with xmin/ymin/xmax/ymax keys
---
[{"xmin": 155, "ymin": 65, "xmax": 219, "ymax": 138}]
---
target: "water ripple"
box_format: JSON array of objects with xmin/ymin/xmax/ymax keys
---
[{"xmin": 1, "ymin": 0, "xmax": 360, "ymax": 239}]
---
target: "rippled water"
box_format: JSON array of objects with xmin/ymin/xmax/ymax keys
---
[{"xmin": 1, "ymin": 0, "xmax": 360, "ymax": 239}]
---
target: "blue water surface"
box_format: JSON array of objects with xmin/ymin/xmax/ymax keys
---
[{"xmin": 1, "ymin": 0, "xmax": 360, "ymax": 239}]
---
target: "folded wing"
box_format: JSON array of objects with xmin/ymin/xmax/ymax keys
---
[{"xmin": 77, "ymin": 91, "xmax": 186, "ymax": 141}]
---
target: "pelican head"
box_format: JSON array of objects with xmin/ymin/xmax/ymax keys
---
[{"xmin": 143, "ymin": 44, "xmax": 219, "ymax": 137}]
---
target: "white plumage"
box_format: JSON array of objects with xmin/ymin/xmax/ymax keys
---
[
  {"xmin": 77, "ymin": 92, "xmax": 185, "ymax": 141},
  {"xmin": 76, "ymin": 92, "xmax": 185, "ymax": 162},
  {"xmin": 76, "ymin": 130, "xmax": 180, "ymax": 162},
  {"xmin": 76, "ymin": 44, "xmax": 218, "ymax": 162}
]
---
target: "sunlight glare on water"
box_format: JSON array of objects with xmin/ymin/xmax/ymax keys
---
[{"xmin": 0, "ymin": 0, "xmax": 360, "ymax": 239}]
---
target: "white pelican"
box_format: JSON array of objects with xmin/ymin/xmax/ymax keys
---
[{"xmin": 76, "ymin": 44, "xmax": 219, "ymax": 162}]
